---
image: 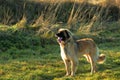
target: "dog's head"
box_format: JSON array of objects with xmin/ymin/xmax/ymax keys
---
[{"xmin": 55, "ymin": 28, "xmax": 72, "ymax": 43}]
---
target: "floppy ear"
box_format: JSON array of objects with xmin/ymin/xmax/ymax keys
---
[{"xmin": 64, "ymin": 30, "xmax": 70, "ymax": 39}]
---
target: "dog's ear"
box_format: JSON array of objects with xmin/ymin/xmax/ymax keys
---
[{"xmin": 64, "ymin": 30, "xmax": 70, "ymax": 39}]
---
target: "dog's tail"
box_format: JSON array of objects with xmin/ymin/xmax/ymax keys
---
[
  {"xmin": 97, "ymin": 54, "xmax": 106, "ymax": 64},
  {"xmin": 96, "ymin": 47, "xmax": 106, "ymax": 64}
]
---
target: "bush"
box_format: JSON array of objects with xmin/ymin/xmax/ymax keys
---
[
  {"xmin": 0, "ymin": 28, "xmax": 43, "ymax": 52},
  {"xmin": 0, "ymin": 0, "xmax": 119, "ymax": 25}
]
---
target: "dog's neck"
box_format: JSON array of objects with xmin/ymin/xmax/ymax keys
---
[{"xmin": 59, "ymin": 36, "xmax": 75, "ymax": 46}]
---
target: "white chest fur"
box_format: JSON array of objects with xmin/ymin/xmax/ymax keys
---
[{"xmin": 60, "ymin": 45, "xmax": 68, "ymax": 60}]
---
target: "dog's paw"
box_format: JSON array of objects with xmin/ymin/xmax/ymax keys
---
[
  {"xmin": 70, "ymin": 73, "xmax": 75, "ymax": 77},
  {"xmin": 65, "ymin": 73, "xmax": 70, "ymax": 76}
]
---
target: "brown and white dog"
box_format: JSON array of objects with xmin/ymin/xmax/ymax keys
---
[{"xmin": 56, "ymin": 28, "xmax": 106, "ymax": 76}]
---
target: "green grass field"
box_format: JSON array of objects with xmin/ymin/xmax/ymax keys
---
[
  {"xmin": 0, "ymin": 22, "xmax": 120, "ymax": 80},
  {"xmin": 0, "ymin": 39, "xmax": 120, "ymax": 80},
  {"xmin": 0, "ymin": 0, "xmax": 120, "ymax": 79}
]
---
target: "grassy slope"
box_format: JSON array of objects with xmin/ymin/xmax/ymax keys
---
[
  {"xmin": 0, "ymin": 0, "xmax": 120, "ymax": 79},
  {"xmin": 0, "ymin": 43, "xmax": 120, "ymax": 80},
  {"xmin": 0, "ymin": 24, "xmax": 120, "ymax": 80}
]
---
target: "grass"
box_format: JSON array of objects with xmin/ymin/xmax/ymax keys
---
[
  {"xmin": 0, "ymin": 21, "xmax": 120, "ymax": 80},
  {"xmin": 0, "ymin": 41, "xmax": 120, "ymax": 80},
  {"xmin": 0, "ymin": 0, "xmax": 120, "ymax": 79}
]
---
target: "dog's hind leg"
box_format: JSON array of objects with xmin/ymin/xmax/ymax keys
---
[
  {"xmin": 84, "ymin": 54, "xmax": 90, "ymax": 63},
  {"xmin": 88, "ymin": 55, "xmax": 97, "ymax": 75}
]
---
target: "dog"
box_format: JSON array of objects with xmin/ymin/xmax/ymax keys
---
[{"xmin": 55, "ymin": 28, "xmax": 106, "ymax": 76}]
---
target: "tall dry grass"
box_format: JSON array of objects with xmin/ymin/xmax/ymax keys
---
[
  {"xmin": 0, "ymin": 0, "xmax": 120, "ymax": 37},
  {"xmin": 26, "ymin": 0, "xmax": 120, "ymax": 37}
]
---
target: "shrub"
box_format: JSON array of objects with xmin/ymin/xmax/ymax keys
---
[{"xmin": 0, "ymin": 28, "xmax": 43, "ymax": 52}]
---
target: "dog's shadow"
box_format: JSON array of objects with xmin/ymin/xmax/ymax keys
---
[
  {"xmin": 77, "ymin": 58, "xmax": 120, "ymax": 75},
  {"xmin": 76, "ymin": 59, "xmax": 107, "ymax": 74}
]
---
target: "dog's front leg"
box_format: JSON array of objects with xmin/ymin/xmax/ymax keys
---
[
  {"xmin": 71, "ymin": 59, "xmax": 78, "ymax": 76},
  {"xmin": 63, "ymin": 60, "xmax": 71, "ymax": 76}
]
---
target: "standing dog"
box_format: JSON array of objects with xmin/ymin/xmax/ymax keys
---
[{"xmin": 56, "ymin": 28, "xmax": 106, "ymax": 76}]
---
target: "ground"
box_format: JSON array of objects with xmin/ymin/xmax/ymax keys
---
[{"xmin": 0, "ymin": 41, "xmax": 120, "ymax": 80}]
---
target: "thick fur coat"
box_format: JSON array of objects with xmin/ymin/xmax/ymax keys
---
[{"xmin": 56, "ymin": 28, "xmax": 106, "ymax": 76}]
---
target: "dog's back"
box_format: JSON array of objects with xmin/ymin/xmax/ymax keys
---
[
  {"xmin": 76, "ymin": 38, "xmax": 106, "ymax": 64},
  {"xmin": 76, "ymin": 38, "xmax": 97, "ymax": 54}
]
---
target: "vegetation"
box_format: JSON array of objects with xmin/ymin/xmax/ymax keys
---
[
  {"xmin": 0, "ymin": 0, "xmax": 120, "ymax": 80},
  {"xmin": 0, "ymin": 34, "xmax": 120, "ymax": 80}
]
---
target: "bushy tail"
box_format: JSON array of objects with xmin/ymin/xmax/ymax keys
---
[{"xmin": 97, "ymin": 54, "xmax": 106, "ymax": 64}]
